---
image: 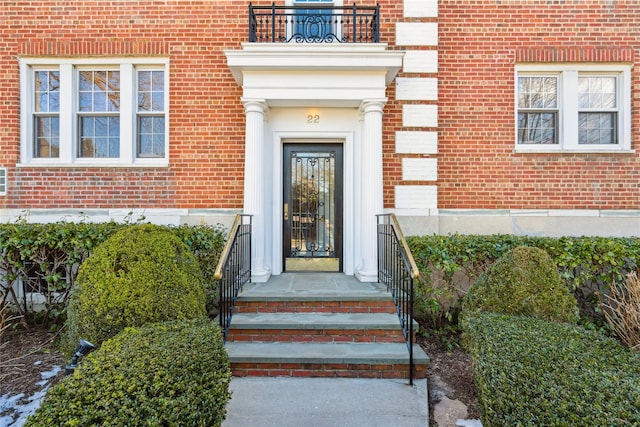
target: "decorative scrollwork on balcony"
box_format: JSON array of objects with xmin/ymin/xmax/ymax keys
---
[{"xmin": 249, "ymin": 3, "xmax": 380, "ymax": 43}]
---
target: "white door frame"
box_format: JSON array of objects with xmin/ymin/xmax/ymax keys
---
[{"xmin": 271, "ymin": 131, "xmax": 355, "ymax": 276}]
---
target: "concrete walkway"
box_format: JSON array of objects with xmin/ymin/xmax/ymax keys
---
[{"xmin": 223, "ymin": 377, "xmax": 429, "ymax": 427}]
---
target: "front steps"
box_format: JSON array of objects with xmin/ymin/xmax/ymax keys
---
[{"xmin": 224, "ymin": 273, "xmax": 429, "ymax": 380}]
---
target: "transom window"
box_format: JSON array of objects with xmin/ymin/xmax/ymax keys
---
[
  {"xmin": 515, "ymin": 65, "xmax": 631, "ymax": 152},
  {"xmin": 20, "ymin": 58, "xmax": 169, "ymax": 166}
]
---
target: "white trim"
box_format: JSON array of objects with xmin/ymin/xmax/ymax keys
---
[
  {"xmin": 403, "ymin": 105, "xmax": 438, "ymax": 127},
  {"xmin": 515, "ymin": 64, "xmax": 633, "ymax": 153},
  {"xmin": 396, "ymin": 22, "xmax": 438, "ymax": 46},
  {"xmin": 402, "ymin": 50, "xmax": 438, "ymax": 74},
  {"xmin": 404, "ymin": 0, "xmax": 438, "ymax": 18},
  {"xmin": 395, "ymin": 185, "xmax": 438, "ymax": 209},
  {"xmin": 396, "ymin": 131, "xmax": 438, "ymax": 154},
  {"xmin": 402, "ymin": 158, "xmax": 438, "ymax": 181},
  {"xmin": 1, "ymin": 207, "xmax": 637, "ymax": 238},
  {"xmin": 396, "ymin": 77, "xmax": 438, "ymax": 101},
  {"xmin": 19, "ymin": 57, "xmax": 170, "ymax": 167}
]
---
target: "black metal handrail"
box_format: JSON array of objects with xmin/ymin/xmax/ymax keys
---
[
  {"xmin": 377, "ymin": 213, "xmax": 419, "ymax": 385},
  {"xmin": 249, "ymin": 3, "xmax": 380, "ymax": 43},
  {"xmin": 214, "ymin": 214, "xmax": 252, "ymax": 341}
]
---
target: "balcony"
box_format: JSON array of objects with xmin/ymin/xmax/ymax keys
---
[{"xmin": 249, "ymin": 3, "xmax": 380, "ymax": 43}]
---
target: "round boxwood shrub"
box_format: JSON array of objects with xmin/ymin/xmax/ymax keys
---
[
  {"xmin": 26, "ymin": 319, "xmax": 231, "ymax": 427},
  {"xmin": 64, "ymin": 224, "xmax": 207, "ymax": 354},
  {"xmin": 463, "ymin": 246, "xmax": 579, "ymax": 323}
]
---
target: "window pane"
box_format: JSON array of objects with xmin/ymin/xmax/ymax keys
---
[
  {"xmin": 33, "ymin": 70, "xmax": 61, "ymax": 158},
  {"xmin": 517, "ymin": 112, "xmax": 557, "ymax": 144},
  {"xmin": 79, "ymin": 70, "xmax": 120, "ymax": 112},
  {"xmin": 35, "ymin": 71, "xmax": 60, "ymax": 113},
  {"xmin": 137, "ymin": 116, "xmax": 165, "ymax": 157},
  {"xmin": 578, "ymin": 76, "xmax": 616, "ymax": 109},
  {"xmin": 34, "ymin": 116, "xmax": 60, "ymax": 158},
  {"xmin": 137, "ymin": 69, "xmax": 166, "ymax": 158},
  {"xmin": 138, "ymin": 70, "xmax": 164, "ymax": 112},
  {"xmin": 152, "ymin": 92, "xmax": 164, "ymax": 111},
  {"xmin": 579, "ymin": 112, "xmax": 616, "ymax": 145},
  {"xmin": 79, "ymin": 116, "xmax": 120, "ymax": 157},
  {"xmin": 518, "ymin": 76, "xmax": 557, "ymax": 109}
]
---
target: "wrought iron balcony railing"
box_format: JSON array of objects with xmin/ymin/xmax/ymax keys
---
[{"xmin": 249, "ymin": 3, "xmax": 380, "ymax": 43}]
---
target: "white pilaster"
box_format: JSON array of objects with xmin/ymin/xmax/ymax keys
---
[
  {"xmin": 242, "ymin": 98, "xmax": 271, "ymax": 282},
  {"xmin": 356, "ymin": 99, "xmax": 386, "ymax": 282}
]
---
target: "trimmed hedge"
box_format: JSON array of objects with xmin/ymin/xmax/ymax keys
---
[
  {"xmin": 464, "ymin": 246, "xmax": 579, "ymax": 323},
  {"xmin": 0, "ymin": 220, "xmax": 226, "ymax": 325},
  {"xmin": 26, "ymin": 319, "xmax": 231, "ymax": 427},
  {"xmin": 462, "ymin": 312, "xmax": 640, "ymax": 426},
  {"xmin": 64, "ymin": 224, "xmax": 206, "ymax": 354},
  {"xmin": 407, "ymin": 234, "xmax": 640, "ymax": 328}
]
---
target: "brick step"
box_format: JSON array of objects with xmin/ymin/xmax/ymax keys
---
[
  {"xmin": 226, "ymin": 342, "xmax": 429, "ymax": 379},
  {"xmin": 232, "ymin": 298, "xmax": 397, "ymax": 314},
  {"xmin": 226, "ymin": 312, "xmax": 406, "ymax": 343}
]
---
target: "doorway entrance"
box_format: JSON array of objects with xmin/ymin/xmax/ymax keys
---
[{"xmin": 283, "ymin": 143, "xmax": 343, "ymax": 272}]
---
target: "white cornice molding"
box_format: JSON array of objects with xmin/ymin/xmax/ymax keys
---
[{"xmin": 225, "ymin": 43, "xmax": 404, "ymax": 86}]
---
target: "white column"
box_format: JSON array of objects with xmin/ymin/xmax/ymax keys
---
[
  {"xmin": 242, "ymin": 98, "xmax": 270, "ymax": 282},
  {"xmin": 356, "ymin": 99, "xmax": 386, "ymax": 282}
]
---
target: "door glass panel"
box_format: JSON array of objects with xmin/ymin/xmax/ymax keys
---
[{"xmin": 289, "ymin": 151, "xmax": 335, "ymax": 258}]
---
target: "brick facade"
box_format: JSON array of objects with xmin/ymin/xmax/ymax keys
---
[
  {"xmin": 0, "ymin": 1, "xmax": 638, "ymax": 214},
  {"xmin": 438, "ymin": 0, "xmax": 640, "ymax": 209}
]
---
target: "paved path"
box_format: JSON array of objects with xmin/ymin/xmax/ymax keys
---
[{"xmin": 223, "ymin": 377, "xmax": 429, "ymax": 427}]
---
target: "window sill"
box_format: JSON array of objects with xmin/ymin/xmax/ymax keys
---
[
  {"xmin": 515, "ymin": 147, "xmax": 635, "ymax": 155},
  {"xmin": 17, "ymin": 161, "xmax": 170, "ymax": 168}
]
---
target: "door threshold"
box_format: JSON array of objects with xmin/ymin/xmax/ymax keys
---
[{"xmin": 285, "ymin": 257, "xmax": 340, "ymax": 272}]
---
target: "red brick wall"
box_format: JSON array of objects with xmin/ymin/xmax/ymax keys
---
[
  {"xmin": 0, "ymin": 1, "xmax": 407, "ymax": 211},
  {"xmin": 437, "ymin": 0, "xmax": 640, "ymax": 209},
  {"xmin": 0, "ymin": 1, "xmax": 249, "ymax": 209},
  {"xmin": 2, "ymin": 1, "xmax": 636, "ymax": 212}
]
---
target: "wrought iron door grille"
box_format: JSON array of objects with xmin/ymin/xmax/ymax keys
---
[{"xmin": 290, "ymin": 151, "xmax": 335, "ymax": 258}]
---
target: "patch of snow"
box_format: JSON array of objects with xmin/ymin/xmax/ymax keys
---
[
  {"xmin": 39, "ymin": 366, "xmax": 61, "ymax": 381},
  {"xmin": 0, "ymin": 365, "xmax": 61, "ymax": 427}
]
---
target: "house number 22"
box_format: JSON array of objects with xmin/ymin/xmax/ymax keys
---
[{"xmin": 307, "ymin": 114, "xmax": 320, "ymax": 124}]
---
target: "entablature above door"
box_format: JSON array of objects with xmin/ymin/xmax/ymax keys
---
[{"xmin": 225, "ymin": 44, "xmax": 403, "ymax": 108}]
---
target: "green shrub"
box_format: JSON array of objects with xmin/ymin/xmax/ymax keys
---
[
  {"xmin": 0, "ymin": 220, "xmax": 125, "ymax": 325},
  {"xmin": 170, "ymin": 223, "xmax": 226, "ymax": 316},
  {"xmin": 407, "ymin": 234, "xmax": 640, "ymax": 331},
  {"xmin": 464, "ymin": 246, "xmax": 579, "ymax": 323},
  {"xmin": 462, "ymin": 312, "xmax": 640, "ymax": 426},
  {"xmin": 26, "ymin": 319, "xmax": 231, "ymax": 427},
  {"xmin": 64, "ymin": 224, "xmax": 206, "ymax": 354}
]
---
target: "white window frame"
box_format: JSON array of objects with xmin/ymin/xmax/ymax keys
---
[
  {"xmin": 20, "ymin": 57, "xmax": 169, "ymax": 167},
  {"xmin": 0, "ymin": 167, "xmax": 6, "ymax": 195},
  {"xmin": 515, "ymin": 64, "xmax": 632, "ymax": 153}
]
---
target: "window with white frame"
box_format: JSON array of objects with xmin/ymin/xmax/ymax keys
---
[
  {"xmin": 0, "ymin": 168, "xmax": 6, "ymax": 195},
  {"xmin": 515, "ymin": 65, "xmax": 631, "ymax": 152},
  {"xmin": 20, "ymin": 58, "xmax": 169, "ymax": 166}
]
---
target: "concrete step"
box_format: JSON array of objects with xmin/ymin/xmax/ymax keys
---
[
  {"xmin": 226, "ymin": 312, "xmax": 406, "ymax": 343},
  {"xmin": 226, "ymin": 341, "xmax": 429, "ymax": 379}
]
